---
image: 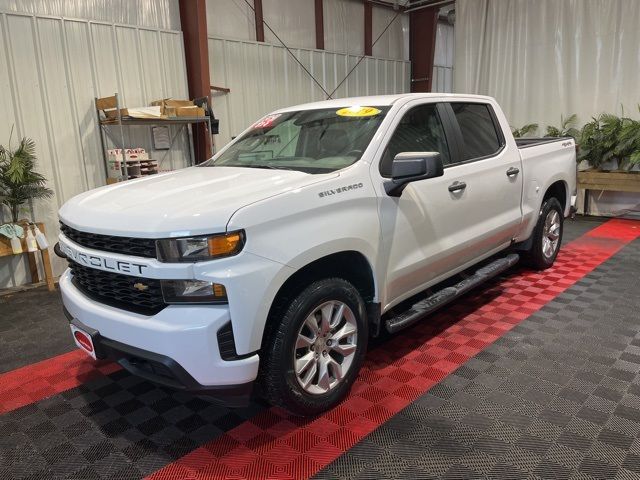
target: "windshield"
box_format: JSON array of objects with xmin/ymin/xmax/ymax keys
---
[{"xmin": 201, "ymin": 106, "xmax": 390, "ymax": 174}]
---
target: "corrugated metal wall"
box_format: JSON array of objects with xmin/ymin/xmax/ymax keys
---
[
  {"xmin": 0, "ymin": 0, "xmax": 180, "ymax": 29},
  {"xmin": 0, "ymin": 10, "xmax": 189, "ymax": 288},
  {"xmin": 208, "ymin": 36, "xmax": 411, "ymax": 147},
  {"xmin": 207, "ymin": 0, "xmax": 409, "ymax": 60},
  {"xmin": 432, "ymin": 20, "xmax": 454, "ymax": 93}
]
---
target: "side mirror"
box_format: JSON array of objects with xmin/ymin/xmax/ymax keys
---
[{"xmin": 384, "ymin": 152, "xmax": 444, "ymax": 196}]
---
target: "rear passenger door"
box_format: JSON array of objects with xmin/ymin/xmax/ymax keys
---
[
  {"xmin": 444, "ymin": 101, "xmax": 523, "ymax": 254},
  {"xmin": 375, "ymin": 100, "xmax": 523, "ymax": 309}
]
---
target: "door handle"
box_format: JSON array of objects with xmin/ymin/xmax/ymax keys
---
[
  {"xmin": 448, "ymin": 181, "xmax": 467, "ymax": 193},
  {"xmin": 506, "ymin": 167, "xmax": 520, "ymax": 177}
]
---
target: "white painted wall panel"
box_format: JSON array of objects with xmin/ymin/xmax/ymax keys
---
[
  {"xmin": 63, "ymin": 20, "xmax": 104, "ymax": 190},
  {"xmin": 208, "ymin": 36, "xmax": 410, "ymax": 148},
  {"xmin": 263, "ymin": 0, "xmax": 315, "ymax": 49},
  {"xmin": 432, "ymin": 21, "xmax": 454, "ymax": 93},
  {"xmin": 324, "ymin": 0, "xmax": 363, "ymax": 55},
  {"xmin": 0, "ymin": 0, "xmax": 180, "ymax": 30},
  {"xmin": 372, "ymin": 5, "xmax": 409, "ymax": 61},
  {"xmin": 207, "ymin": 0, "xmax": 407, "ymax": 59},
  {"xmin": 0, "ymin": 12, "xmax": 189, "ymax": 288},
  {"xmin": 207, "ymin": 0, "xmax": 255, "ymax": 41}
]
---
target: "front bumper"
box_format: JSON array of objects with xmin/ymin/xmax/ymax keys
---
[
  {"xmin": 64, "ymin": 311, "xmax": 253, "ymax": 406},
  {"xmin": 59, "ymin": 269, "xmax": 260, "ymax": 400}
]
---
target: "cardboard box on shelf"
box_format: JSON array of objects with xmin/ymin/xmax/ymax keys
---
[
  {"xmin": 165, "ymin": 99, "xmax": 194, "ymax": 108},
  {"xmin": 176, "ymin": 106, "xmax": 205, "ymax": 117},
  {"xmin": 150, "ymin": 98, "xmax": 170, "ymax": 107},
  {"xmin": 104, "ymin": 108, "xmax": 129, "ymax": 119},
  {"xmin": 150, "ymin": 98, "xmax": 199, "ymax": 117}
]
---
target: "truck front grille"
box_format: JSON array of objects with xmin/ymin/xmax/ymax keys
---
[
  {"xmin": 60, "ymin": 222, "xmax": 157, "ymax": 258},
  {"xmin": 68, "ymin": 260, "xmax": 165, "ymax": 315}
]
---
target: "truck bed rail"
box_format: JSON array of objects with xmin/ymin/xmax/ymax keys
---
[{"xmin": 515, "ymin": 137, "xmax": 573, "ymax": 149}]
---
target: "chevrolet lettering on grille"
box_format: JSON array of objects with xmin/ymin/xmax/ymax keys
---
[{"xmin": 60, "ymin": 239, "xmax": 147, "ymax": 275}]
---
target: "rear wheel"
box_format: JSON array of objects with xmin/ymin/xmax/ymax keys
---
[
  {"xmin": 524, "ymin": 197, "xmax": 564, "ymax": 270},
  {"xmin": 260, "ymin": 278, "xmax": 368, "ymax": 416}
]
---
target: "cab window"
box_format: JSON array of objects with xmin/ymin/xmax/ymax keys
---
[
  {"xmin": 450, "ymin": 103, "xmax": 503, "ymax": 160},
  {"xmin": 380, "ymin": 104, "xmax": 451, "ymax": 177}
]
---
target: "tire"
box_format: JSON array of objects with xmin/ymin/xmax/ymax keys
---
[
  {"xmin": 523, "ymin": 197, "xmax": 564, "ymax": 270},
  {"xmin": 259, "ymin": 278, "xmax": 368, "ymax": 416}
]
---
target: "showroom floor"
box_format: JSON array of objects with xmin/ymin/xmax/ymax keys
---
[{"xmin": 1, "ymin": 216, "xmax": 640, "ymax": 480}]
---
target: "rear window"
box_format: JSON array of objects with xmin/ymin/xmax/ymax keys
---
[{"xmin": 451, "ymin": 103, "xmax": 502, "ymax": 160}]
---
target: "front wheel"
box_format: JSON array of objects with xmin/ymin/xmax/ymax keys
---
[
  {"xmin": 523, "ymin": 197, "xmax": 564, "ymax": 270},
  {"xmin": 260, "ymin": 278, "xmax": 368, "ymax": 416}
]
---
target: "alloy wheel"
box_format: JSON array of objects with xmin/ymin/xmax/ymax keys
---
[
  {"xmin": 542, "ymin": 209, "xmax": 561, "ymax": 259},
  {"xmin": 293, "ymin": 300, "xmax": 358, "ymax": 395}
]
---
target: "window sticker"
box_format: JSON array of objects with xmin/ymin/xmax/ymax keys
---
[
  {"xmin": 336, "ymin": 106, "xmax": 381, "ymax": 117},
  {"xmin": 252, "ymin": 113, "xmax": 282, "ymax": 129}
]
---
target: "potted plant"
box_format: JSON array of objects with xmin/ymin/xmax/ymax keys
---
[
  {"xmin": 616, "ymin": 112, "xmax": 640, "ymax": 172},
  {"xmin": 0, "ymin": 137, "xmax": 53, "ymax": 224},
  {"xmin": 577, "ymin": 113, "xmax": 625, "ymax": 171},
  {"xmin": 544, "ymin": 114, "xmax": 580, "ymax": 140},
  {"xmin": 511, "ymin": 123, "xmax": 538, "ymax": 138},
  {"xmin": 577, "ymin": 111, "xmax": 640, "ymax": 213}
]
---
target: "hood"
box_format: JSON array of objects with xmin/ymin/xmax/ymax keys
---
[{"xmin": 59, "ymin": 166, "xmax": 336, "ymax": 237}]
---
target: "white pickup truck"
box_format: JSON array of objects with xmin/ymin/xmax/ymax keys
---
[{"xmin": 57, "ymin": 93, "xmax": 576, "ymax": 415}]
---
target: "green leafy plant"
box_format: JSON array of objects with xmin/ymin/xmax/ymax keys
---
[
  {"xmin": 598, "ymin": 113, "xmax": 625, "ymax": 167},
  {"xmin": 511, "ymin": 123, "xmax": 538, "ymax": 138},
  {"xmin": 545, "ymin": 114, "xmax": 579, "ymax": 139},
  {"xmin": 0, "ymin": 136, "xmax": 53, "ymax": 223},
  {"xmin": 577, "ymin": 113, "xmax": 628, "ymax": 170},
  {"xmin": 615, "ymin": 108, "xmax": 640, "ymax": 168},
  {"xmin": 577, "ymin": 116, "xmax": 606, "ymax": 169}
]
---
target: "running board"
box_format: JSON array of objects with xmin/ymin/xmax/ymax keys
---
[{"xmin": 384, "ymin": 253, "xmax": 520, "ymax": 334}]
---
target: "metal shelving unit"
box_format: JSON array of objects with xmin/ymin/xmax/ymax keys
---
[{"xmin": 95, "ymin": 93, "xmax": 213, "ymax": 180}]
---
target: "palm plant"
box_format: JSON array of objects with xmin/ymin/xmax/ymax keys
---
[
  {"xmin": 577, "ymin": 113, "xmax": 628, "ymax": 169},
  {"xmin": 598, "ymin": 113, "xmax": 624, "ymax": 166},
  {"xmin": 577, "ymin": 116, "xmax": 606, "ymax": 169},
  {"xmin": 615, "ymin": 108, "xmax": 640, "ymax": 168},
  {"xmin": 511, "ymin": 123, "xmax": 539, "ymax": 138},
  {"xmin": 545, "ymin": 114, "xmax": 580, "ymax": 139},
  {"xmin": 0, "ymin": 137, "xmax": 53, "ymax": 223}
]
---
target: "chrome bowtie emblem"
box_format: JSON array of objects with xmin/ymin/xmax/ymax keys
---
[{"xmin": 133, "ymin": 282, "xmax": 149, "ymax": 292}]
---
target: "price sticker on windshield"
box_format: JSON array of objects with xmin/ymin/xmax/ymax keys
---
[
  {"xmin": 336, "ymin": 106, "xmax": 381, "ymax": 117},
  {"xmin": 252, "ymin": 114, "xmax": 282, "ymax": 129}
]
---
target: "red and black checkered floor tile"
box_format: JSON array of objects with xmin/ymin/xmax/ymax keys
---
[{"xmin": 1, "ymin": 217, "xmax": 639, "ymax": 480}]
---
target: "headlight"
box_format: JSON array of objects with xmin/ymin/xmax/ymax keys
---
[
  {"xmin": 156, "ymin": 231, "xmax": 245, "ymax": 262},
  {"xmin": 162, "ymin": 280, "xmax": 228, "ymax": 303}
]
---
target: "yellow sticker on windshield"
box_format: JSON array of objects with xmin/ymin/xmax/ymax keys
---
[{"xmin": 336, "ymin": 106, "xmax": 381, "ymax": 117}]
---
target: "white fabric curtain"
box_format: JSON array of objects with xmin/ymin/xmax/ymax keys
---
[{"xmin": 454, "ymin": 0, "xmax": 640, "ymax": 131}]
